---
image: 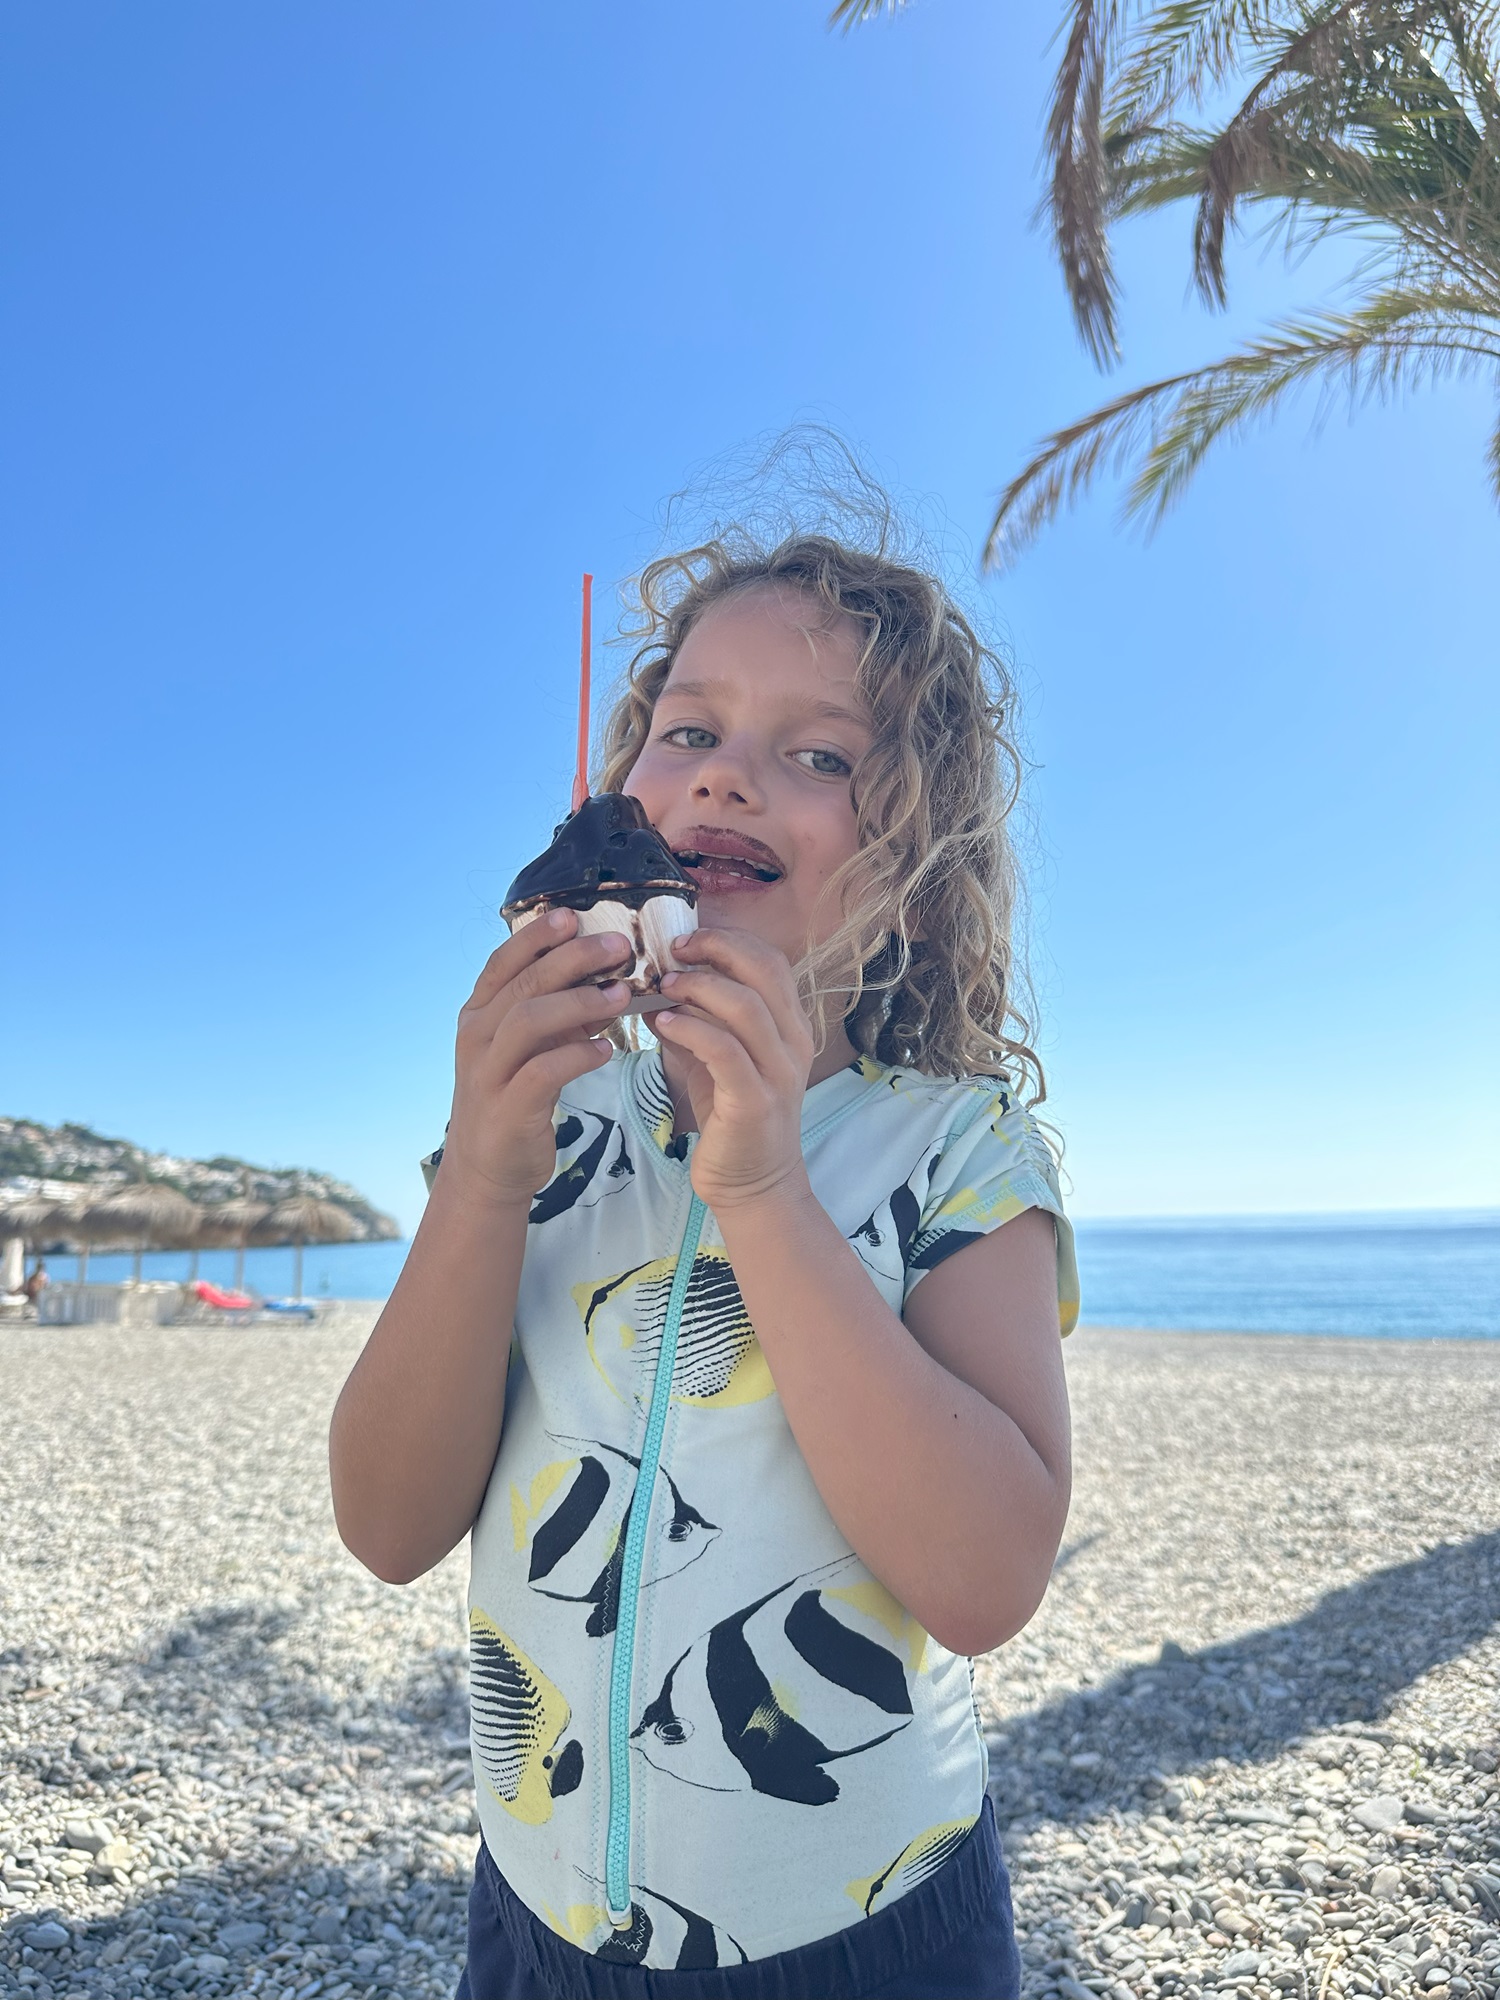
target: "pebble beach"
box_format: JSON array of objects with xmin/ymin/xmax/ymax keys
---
[{"xmin": 2, "ymin": 1316, "xmax": 1497, "ymax": 2000}]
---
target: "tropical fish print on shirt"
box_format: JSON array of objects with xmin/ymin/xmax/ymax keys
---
[
  {"xmin": 451, "ymin": 1044, "xmax": 1075, "ymax": 1967},
  {"xmin": 846, "ymin": 1086, "xmax": 1038, "ymax": 1285},
  {"xmin": 509, "ymin": 1436, "xmax": 720, "ymax": 1637},
  {"xmin": 632, "ymin": 1564, "xmax": 927, "ymax": 1806},
  {"xmin": 845, "ymin": 1818, "xmax": 978, "ymax": 1917},
  {"xmin": 468, "ymin": 1610, "xmax": 583, "ymax": 1825},
  {"xmin": 528, "ymin": 1110, "xmax": 634, "ymax": 1224},
  {"xmin": 848, "ymin": 1158, "xmax": 932, "ymax": 1288},
  {"xmin": 906, "ymin": 1102, "xmax": 1037, "ymax": 1278},
  {"xmin": 543, "ymin": 1876, "xmax": 750, "ymax": 1970},
  {"xmin": 572, "ymin": 1247, "xmax": 774, "ymax": 1408}
]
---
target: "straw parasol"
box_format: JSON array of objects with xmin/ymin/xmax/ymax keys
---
[
  {"xmin": 87, "ymin": 1183, "xmax": 202, "ymax": 1284},
  {"xmin": 0, "ymin": 1189, "xmax": 98, "ymax": 1283},
  {"xmin": 194, "ymin": 1197, "xmax": 271, "ymax": 1293},
  {"xmin": 254, "ymin": 1194, "xmax": 360, "ymax": 1302},
  {"xmin": 0, "ymin": 1192, "xmax": 78, "ymax": 1243},
  {"xmin": 1, "ymin": 1194, "xmax": 56, "ymax": 1293}
]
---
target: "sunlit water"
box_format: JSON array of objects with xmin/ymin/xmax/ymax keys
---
[
  {"xmin": 1073, "ymin": 1209, "xmax": 1500, "ymax": 1339},
  {"xmin": 39, "ymin": 1239, "xmax": 411, "ymax": 1303},
  {"xmin": 34, "ymin": 1210, "xmax": 1500, "ymax": 1338}
]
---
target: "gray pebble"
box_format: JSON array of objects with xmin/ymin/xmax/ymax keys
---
[
  {"xmin": 6, "ymin": 1318, "xmax": 1500, "ymax": 2000},
  {"xmin": 1353, "ymin": 1794, "xmax": 1407, "ymax": 1833},
  {"xmin": 21, "ymin": 1921, "xmax": 70, "ymax": 1950}
]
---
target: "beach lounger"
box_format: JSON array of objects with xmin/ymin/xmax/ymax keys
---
[{"xmin": 193, "ymin": 1281, "xmax": 256, "ymax": 1311}]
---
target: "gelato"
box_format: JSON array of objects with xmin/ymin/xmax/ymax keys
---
[{"xmin": 502, "ymin": 793, "xmax": 698, "ymax": 1013}]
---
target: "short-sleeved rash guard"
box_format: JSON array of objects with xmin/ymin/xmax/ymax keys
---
[{"xmin": 420, "ymin": 1045, "xmax": 1076, "ymax": 1971}]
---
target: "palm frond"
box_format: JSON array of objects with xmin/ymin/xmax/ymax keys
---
[
  {"xmin": 1427, "ymin": 0, "xmax": 1500, "ymax": 122},
  {"xmin": 1130, "ymin": 287, "xmax": 1499, "ymax": 513},
  {"xmin": 1108, "ymin": 0, "xmax": 1286, "ymax": 132},
  {"xmin": 1100, "ymin": 8, "xmax": 1500, "ymax": 302},
  {"xmin": 984, "ymin": 285, "xmax": 1500, "ymax": 568},
  {"xmin": 989, "ymin": 0, "xmax": 1500, "ymax": 558},
  {"xmin": 984, "ymin": 364, "xmax": 1217, "ymax": 567},
  {"xmin": 1046, "ymin": 0, "xmax": 1131, "ymax": 361},
  {"xmin": 828, "ymin": 0, "xmax": 909, "ymax": 25},
  {"xmin": 1185, "ymin": 0, "xmax": 1396, "ymax": 299}
]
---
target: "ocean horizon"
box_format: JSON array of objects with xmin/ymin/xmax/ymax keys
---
[{"xmin": 30, "ymin": 1206, "xmax": 1499, "ymax": 1341}]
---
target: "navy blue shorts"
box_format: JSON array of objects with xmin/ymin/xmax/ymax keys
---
[{"xmin": 453, "ymin": 1796, "xmax": 1021, "ymax": 1999}]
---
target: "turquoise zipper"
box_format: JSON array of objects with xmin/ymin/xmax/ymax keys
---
[{"xmin": 604, "ymin": 1190, "xmax": 707, "ymax": 1922}]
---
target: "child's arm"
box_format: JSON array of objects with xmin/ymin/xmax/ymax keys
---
[
  {"xmin": 328, "ymin": 912, "xmax": 632, "ymax": 1585},
  {"xmin": 655, "ymin": 929, "xmax": 1071, "ymax": 1658}
]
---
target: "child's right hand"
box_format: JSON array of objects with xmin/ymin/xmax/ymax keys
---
[{"xmin": 439, "ymin": 910, "xmax": 631, "ymax": 1209}]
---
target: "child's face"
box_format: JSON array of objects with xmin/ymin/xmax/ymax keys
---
[{"xmin": 624, "ymin": 585, "xmax": 872, "ymax": 969}]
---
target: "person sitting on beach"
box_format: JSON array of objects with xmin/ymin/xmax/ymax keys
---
[
  {"xmin": 330, "ymin": 502, "xmax": 1079, "ymax": 2000},
  {"xmin": 22, "ymin": 1258, "xmax": 49, "ymax": 1305}
]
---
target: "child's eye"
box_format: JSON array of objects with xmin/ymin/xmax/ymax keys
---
[
  {"xmin": 661, "ymin": 725, "xmax": 718, "ymax": 750},
  {"xmin": 794, "ymin": 748, "xmax": 853, "ymax": 778}
]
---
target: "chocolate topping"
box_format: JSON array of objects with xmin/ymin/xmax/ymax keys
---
[{"xmin": 502, "ymin": 793, "xmax": 698, "ymax": 919}]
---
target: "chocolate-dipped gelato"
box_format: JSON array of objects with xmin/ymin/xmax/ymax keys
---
[{"xmin": 502, "ymin": 793, "xmax": 698, "ymax": 1012}]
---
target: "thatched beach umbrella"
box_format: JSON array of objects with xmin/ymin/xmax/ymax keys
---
[
  {"xmin": 254, "ymin": 1195, "xmax": 359, "ymax": 1302},
  {"xmin": 1, "ymin": 1194, "xmax": 52, "ymax": 1292},
  {"xmin": 0, "ymin": 1190, "xmax": 96, "ymax": 1283},
  {"xmin": 88, "ymin": 1183, "xmax": 202, "ymax": 1284},
  {"xmin": 195, "ymin": 1197, "xmax": 271, "ymax": 1293},
  {"xmin": 0, "ymin": 1192, "xmax": 75, "ymax": 1244}
]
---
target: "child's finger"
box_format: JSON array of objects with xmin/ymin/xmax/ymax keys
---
[
  {"xmin": 466, "ymin": 909, "xmax": 579, "ymax": 1011},
  {"xmin": 490, "ymin": 982, "xmax": 632, "ymax": 1077},
  {"xmin": 653, "ymin": 1008, "xmax": 762, "ymax": 1102},
  {"xmin": 669, "ymin": 927, "xmax": 811, "ymax": 1055},
  {"xmin": 468, "ymin": 924, "xmax": 631, "ymax": 1019},
  {"xmin": 505, "ymin": 1034, "xmax": 616, "ymax": 1114},
  {"xmin": 656, "ymin": 968, "xmax": 788, "ymax": 1082},
  {"xmin": 505, "ymin": 931, "xmax": 634, "ymax": 1004}
]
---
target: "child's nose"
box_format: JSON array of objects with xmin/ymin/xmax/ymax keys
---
[{"xmin": 691, "ymin": 737, "xmax": 765, "ymax": 809}]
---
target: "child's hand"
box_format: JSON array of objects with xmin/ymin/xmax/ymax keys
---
[
  {"xmin": 440, "ymin": 910, "xmax": 632, "ymax": 1209},
  {"xmin": 653, "ymin": 928, "xmax": 815, "ymax": 1214}
]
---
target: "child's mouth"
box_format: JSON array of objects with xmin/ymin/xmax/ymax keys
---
[{"xmin": 672, "ymin": 828, "xmax": 788, "ymax": 892}]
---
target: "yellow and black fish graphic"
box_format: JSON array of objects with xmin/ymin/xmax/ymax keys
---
[
  {"xmin": 634, "ymin": 1055, "xmax": 678, "ymax": 1155},
  {"xmin": 846, "ymin": 1818, "xmax": 976, "ymax": 1917},
  {"xmin": 468, "ymin": 1610, "xmax": 583, "ymax": 1825},
  {"xmin": 544, "ymin": 1876, "xmax": 749, "ymax": 1971},
  {"xmin": 528, "ymin": 1110, "xmax": 634, "ymax": 1225},
  {"xmin": 573, "ymin": 1247, "xmax": 774, "ymax": 1408},
  {"xmin": 509, "ymin": 1435, "xmax": 720, "ymax": 1637},
  {"xmin": 632, "ymin": 1565, "xmax": 925, "ymax": 1805}
]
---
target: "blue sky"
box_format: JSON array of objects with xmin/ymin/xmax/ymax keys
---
[{"xmin": 4, "ymin": 1, "xmax": 1496, "ymax": 1232}]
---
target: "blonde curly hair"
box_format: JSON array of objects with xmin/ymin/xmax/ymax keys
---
[{"xmin": 595, "ymin": 531, "xmax": 1044, "ymax": 1101}]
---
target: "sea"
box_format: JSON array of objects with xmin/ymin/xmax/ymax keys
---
[
  {"xmin": 37, "ymin": 1208, "xmax": 1500, "ymax": 1340},
  {"xmin": 1071, "ymin": 1208, "xmax": 1500, "ymax": 1340}
]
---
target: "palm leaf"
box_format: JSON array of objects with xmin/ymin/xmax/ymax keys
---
[
  {"xmin": 827, "ymin": 0, "xmax": 909, "ymax": 24},
  {"xmin": 1047, "ymin": 0, "xmax": 1133, "ymax": 360},
  {"xmin": 1108, "ymin": 0, "xmax": 1288, "ymax": 131},
  {"xmin": 984, "ymin": 284, "xmax": 1500, "ymax": 567}
]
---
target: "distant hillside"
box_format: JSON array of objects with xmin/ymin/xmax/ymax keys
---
[{"xmin": 0, "ymin": 1117, "xmax": 399, "ymax": 1241}]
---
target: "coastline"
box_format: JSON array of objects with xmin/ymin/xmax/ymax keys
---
[{"xmin": 1, "ymin": 1319, "xmax": 1496, "ymax": 1998}]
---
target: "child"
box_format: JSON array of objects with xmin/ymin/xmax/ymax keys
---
[{"xmin": 330, "ymin": 526, "xmax": 1079, "ymax": 1999}]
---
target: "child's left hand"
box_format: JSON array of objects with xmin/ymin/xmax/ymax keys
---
[{"xmin": 653, "ymin": 927, "xmax": 816, "ymax": 1214}]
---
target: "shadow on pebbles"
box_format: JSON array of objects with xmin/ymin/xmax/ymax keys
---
[
  {"xmin": 976, "ymin": 1329, "xmax": 1500, "ymax": 2000},
  {"xmin": 2, "ymin": 1316, "xmax": 1499, "ymax": 2000},
  {"xmin": 2, "ymin": 1314, "xmax": 472, "ymax": 2000}
]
